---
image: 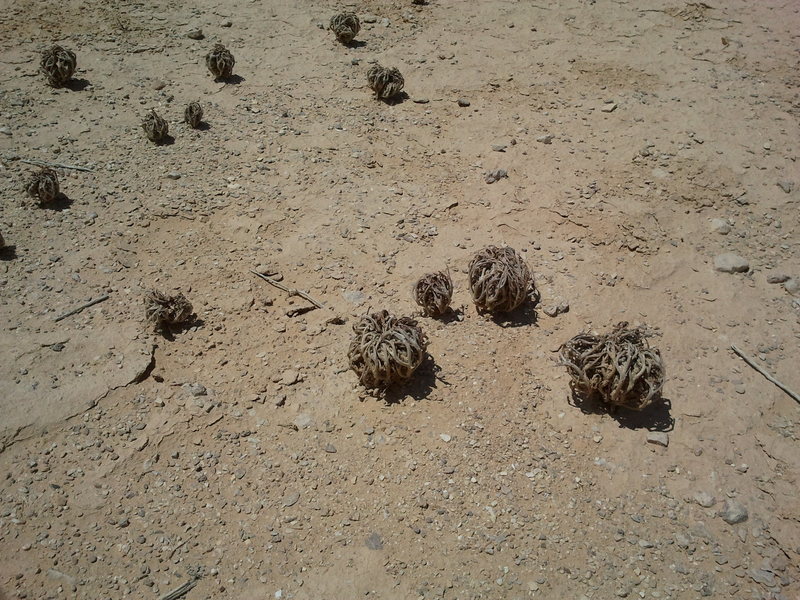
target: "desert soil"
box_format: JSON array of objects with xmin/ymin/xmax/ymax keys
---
[{"xmin": 1, "ymin": 0, "xmax": 799, "ymax": 598}]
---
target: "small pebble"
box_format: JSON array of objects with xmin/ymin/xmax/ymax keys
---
[
  {"xmin": 484, "ymin": 169, "xmax": 508, "ymax": 184},
  {"xmin": 694, "ymin": 492, "xmax": 716, "ymax": 508},
  {"xmin": 709, "ymin": 218, "xmax": 731, "ymax": 235},
  {"xmin": 646, "ymin": 432, "xmax": 669, "ymax": 447},
  {"xmin": 720, "ymin": 499, "xmax": 748, "ymax": 524},
  {"xmin": 186, "ymin": 29, "xmax": 204, "ymax": 40},
  {"xmin": 713, "ymin": 253, "xmax": 749, "ymax": 274},
  {"xmin": 457, "ymin": 98, "xmax": 471, "ymax": 107},
  {"xmin": 766, "ymin": 273, "xmax": 789, "ymax": 284}
]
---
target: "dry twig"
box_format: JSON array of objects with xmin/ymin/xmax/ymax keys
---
[
  {"xmin": 158, "ymin": 578, "xmax": 198, "ymax": 600},
  {"xmin": 21, "ymin": 158, "xmax": 94, "ymax": 173},
  {"xmin": 250, "ymin": 269, "xmax": 324, "ymax": 309},
  {"xmin": 731, "ymin": 345, "xmax": 800, "ymax": 405},
  {"xmin": 54, "ymin": 295, "xmax": 109, "ymax": 321}
]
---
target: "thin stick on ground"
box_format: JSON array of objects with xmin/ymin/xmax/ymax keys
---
[
  {"xmin": 20, "ymin": 158, "xmax": 95, "ymax": 173},
  {"xmin": 54, "ymin": 294, "xmax": 109, "ymax": 321},
  {"xmin": 158, "ymin": 578, "xmax": 198, "ymax": 600},
  {"xmin": 249, "ymin": 269, "xmax": 324, "ymax": 309},
  {"xmin": 731, "ymin": 344, "xmax": 800, "ymax": 405}
]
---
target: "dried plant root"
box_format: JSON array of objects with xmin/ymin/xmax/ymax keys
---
[
  {"xmin": 348, "ymin": 310, "xmax": 428, "ymax": 388},
  {"xmin": 559, "ymin": 322, "xmax": 665, "ymax": 411}
]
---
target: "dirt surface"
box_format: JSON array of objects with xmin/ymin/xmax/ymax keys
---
[{"xmin": 1, "ymin": 0, "xmax": 799, "ymax": 598}]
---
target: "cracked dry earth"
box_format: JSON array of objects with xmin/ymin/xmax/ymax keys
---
[{"xmin": 1, "ymin": 0, "xmax": 799, "ymax": 599}]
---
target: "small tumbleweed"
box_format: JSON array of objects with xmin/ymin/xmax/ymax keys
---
[
  {"xmin": 206, "ymin": 43, "xmax": 235, "ymax": 79},
  {"xmin": 559, "ymin": 322, "xmax": 665, "ymax": 411},
  {"xmin": 40, "ymin": 45, "xmax": 76, "ymax": 87},
  {"xmin": 348, "ymin": 310, "xmax": 428, "ymax": 389},
  {"xmin": 184, "ymin": 102, "xmax": 203, "ymax": 128},
  {"xmin": 367, "ymin": 64, "xmax": 404, "ymax": 100},
  {"xmin": 329, "ymin": 13, "xmax": 360, "ymax": 44},
  {"xmin": 413, "ymin": 270, "xmax": 453, "ymax": 317},
  {"xmin": 142, "ymin": 110, "xmax": 169, "ymax": 143},
  {"xmin": 25, "ymin": 168, "xmax": 60, "ymax": 204},
  {"xmin": 468, "ymin": 245, "xmax": 532, "ymax": 314},
  {"xmin": 144, "ymin": 290, "xmax": 194, "ymax": 332}
]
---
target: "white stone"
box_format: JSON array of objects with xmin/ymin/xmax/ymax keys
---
[{"xmin": 714, "ymin": 253, "xmax": 749, "ymax": 273}]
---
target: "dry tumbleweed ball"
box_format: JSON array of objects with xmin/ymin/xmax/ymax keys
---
[
  {"xmin": 559, "ymin": 322, "xmax": 665, "ymax": 411},
  {"xmin": 413, "ymin": 270, "xmax": 453, "ymax": 317},
  {"xmin": 184, "ymin": 102, "xmax": 203, "ymax": 128},
  {"xmin": 40, "ymin": 45, "xmax": 76, "ymax": 87},
  {"xmin": 329, "ymin": 13, "xmax": 360, "ymax": 44},
  {"xmin": 367, "ymin": 64, "xmax": 404, "ymax": 100},
  {"xmin": 144, "ymin": 290, "xmax": 194, "ymax": 332},
  {"xmin": 348, "ymin": 310, "xmax": 428, "ymax": 389},
  {"xmin": 25, "ymin": 168, "xmax": 60, "ymax": 204},
  {"xmin": 206, "ymin": 43, "xmax": 235, "ymax": 79},
  {"xmin": 142, "ymin": 110, "xmax": 169, "ymax": 143},
  {"xmin": 468, "ymin": 245, "xmax": 532, "ymax": 313}
]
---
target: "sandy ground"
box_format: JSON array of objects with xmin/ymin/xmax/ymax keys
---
[{"xmin": 1, "ymin": 0, "xmax": 799, "ymax": 598}]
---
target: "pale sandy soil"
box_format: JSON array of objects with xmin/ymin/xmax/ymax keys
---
[{"xmin": 1, "ymin": 0, "xmax": 799, "ymax": 598}]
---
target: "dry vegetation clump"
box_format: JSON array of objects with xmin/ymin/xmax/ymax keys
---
[
  {"xmin": 25, "ymin": 168, "xmax": 60, "ymax": 204},
  {"xmin": 206, "ymin": 43, "xmax": 235, "ymax": 79},
  {"xmin": 144, "ymin": 290, "xmax": 194, "ymax": 332},
  {"xmin": 329, "ymin": 13, "xmax": 360, "ymax": 44},
  {"xmin": 184, "ymin": 102, "xmax": 203, "ymax": 128},
  {"xmin": 40, "ymin": 45, "xmax": 76, "ymax": 87},
  {"xmin": 468, "ymin": 246, "xmax": 532, "ymax": 314},
  {"xmin": 413, "ymin": 270, "xmax": 453, "ymax": 317},
  {"xmin": 348, "ymin": 310, "xmax": 428, "ymax": 388},
  {"xmin": 559, "ymin": 322, "xmax": 665, "ymax": 411},
  {"xmin": 367, "ymin": 65, "xmax": 405, "ymax": 100},
  {"xmin": 142, "ymin": 110, "xmax": 169, "ymax": 143}
]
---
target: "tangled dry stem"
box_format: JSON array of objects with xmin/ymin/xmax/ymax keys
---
[
  {"xmin": 206, "ymin": 44, "xmax": 235, "ymax": 79},
  {"xmin": 40, "ymin": 45, "xmax": 76, "ymax": 87},
  {"xmin": 25, "ymin": 168, "xmax": 60, "ymax": 204},
  {"xmin": 144, "ymin": 290, "xmax": 194, "ymax": 332},
  {"xmin": 329, "ymin": 13, "xmax": 360, "ymax": 44},
  {"xmin": 367, "ymin": 65, "xmax": 405, "ymax": 100},
  {"xmin": 559, "ymin": 322, "xmax": 665, "ymax": 411},
  {"xmin": 413, "ymin": 270, "xmax": 453, "ymax": 317},
  {"xmin": 142, "ymin": 110, "xmax": 169, "ymax": 143},
  {"xmin": 468, "ymin": 246, "xmax": 532, "ymax": 314},
  {"xmin": 348, "ymin": 310, "xmax": 428, "ymax": 389},
  {"xmin": 184, "ymin": 102, "xmax": 203, "ymax": 128}
]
